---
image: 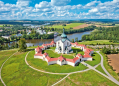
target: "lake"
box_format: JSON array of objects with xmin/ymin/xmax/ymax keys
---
[{"xmin": 5, "ymin": 31, "xmax": 91, "ymax": 47}]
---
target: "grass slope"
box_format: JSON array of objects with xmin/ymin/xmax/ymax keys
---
[
  {"xmin": 85, "ymin": 52, "xmax": 101, "ymax": 66},
  {"xmin": 100, "ymin": 52, "xmax": 119, "ymax": 81},
  {"xmin": 78, "ymin": 40, "xmax": 116, "ymax": 45},
  {"xmin": 0, "ymin": 50, "xmax": 17, "ymax": 86},
  {"xmin": 47, "ymin": 23, "xmax": 85, "ymax": 29},
  {"xmin": 2, "ymin": 51, "xmax": 65, "ymax": 86},
  {"xmin": 56, "ymin": 70, "xmax": 118, "ymax": 86},
  {"xmin": 27, "ymin": 50, "xmax": 87, "ymax": 73},
  {"xmin": 96, "ymin": 64, "xmax": 107, "ymax": 75}
]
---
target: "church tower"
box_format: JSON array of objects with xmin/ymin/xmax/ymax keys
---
[{"xmin": 55, "ymin": 28, "xmax": 73, "ymax": 54}]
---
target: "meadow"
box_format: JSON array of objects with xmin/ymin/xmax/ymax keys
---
[
  {"xmin": 47, "ymin": 23, "xmax": 85, "ymax": 29},
  {"xmin": 0, "ymin": 50, "xmax": 17, "ymax": 86},
  {"xmin": 56, "ymin": 70, "xmax": 118, "ymax": 86},
  {"xmin": 78, "ymin": 40, "xmax": 116, "ymax": 45},
  {"xmin": 1, "ymin": 51, "xmax": 65, "ymax": 86}
]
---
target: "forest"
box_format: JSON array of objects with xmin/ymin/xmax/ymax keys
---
[{"xmin": 82, "ymin": 26, "xmax": 119, "ymax": 43}]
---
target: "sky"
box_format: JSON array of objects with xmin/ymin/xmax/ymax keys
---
[{"xmin": 0, "ymin": 0, "xmax": 119, "ymax": 20}]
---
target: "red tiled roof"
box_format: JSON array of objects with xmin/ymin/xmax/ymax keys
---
[
  {"xmin": 66, "ymin": 58, "xmax": 74, "ymax": 63},
  {"xmin": 66, "ymin": 57, "xmax": 79, "ymax": 63},
  {"xmin": 34, "ymin": 53, "xmax": 43, "ymax": 56},
  {"xmin": 73, "ymin": 57, "xmax": 79, "ymax": 62},
  {"xmin": 35, "ymin": 45, "xmax": 42, "ymax": 53},
  {"xmin": 48, "ymin": 58, "xmax": 58, "ymax": 62},
  {"xmin": 44, "ymin": 52, "xmax": 48, "ymax": 56},
  {"xmin": 83, "ymin": 54, "xmax": 92, "ymax": 58},
  {"xmin": 58, "ymin": 55, "xmax": 66, "ymax": 62},
  {"xmin": 77, "ymin": 54, "xmax": 82, "ymax": 57},
  {"xmin": 45, "ymin": 56, "xmax": 51, "ymax": 61}
]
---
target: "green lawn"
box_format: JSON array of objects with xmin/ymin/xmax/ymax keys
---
[
  {"xmin": 56, "ymin": 70, "xmax": 118, "ymax": 86},
  {"xmin": 43, "ymin": 47, "xmax": 84, "ymax": 59},
  {"xmin": 85, "ymin": 52, "xmax": 101, "ymax": 66},
  {"xmin": 2, "ymin": 51, "xmax": 65, "ymax": 86},
  {"xmin": 47, "ymin": 23, "xmax": 85, "ymax": 29},
  {"xmin": 96, "ymin": 64, "xmax": 107, "ymax": 75},
  {"xmin": 100, "ymin": 52, "xmax": 119, "ymax": 81},
  {"xmin": 78, "ymin": 40, "xmax": 117, "ymax": 45},
  {"xmin": 0, "ymin": 24, "xmax": 13, "ymax": 27},
  {"xmin": 0, "ymin": 50, "xmax": 17, "ymax": 86},
  {"xmin": 27, "ymin": 50, "xmax": 88, "ymax": 73}
]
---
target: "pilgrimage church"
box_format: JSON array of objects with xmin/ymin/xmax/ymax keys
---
[
  {"xmin": 34, "ymin": 28, "xmax": 94, "ymax": 67},
  {"xmin": 55, "ymin": 28, "xmax": 73, "ymax": 54}
]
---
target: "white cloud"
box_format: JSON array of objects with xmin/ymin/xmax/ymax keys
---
[
  {"xmin": 89, "ymin": 8, "xmax": 98, "ymax": 13},
  {"xmin": 51, "ymin": 0, "xmax": 71, "ymax": 6},
  {"xmin": 35, "ymin": 1, "xmax": 51, "ymax": 8}
]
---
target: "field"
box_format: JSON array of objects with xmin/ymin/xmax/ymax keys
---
[
  {"xmin": 0, "ymin": 24, "xmax": 13, "ymax": 27},
  {"xmin": 56, "ymin": 70, "xmax": 117, "ymax": 86},
  {"xmin": 100, "ymin": 52, "xmax": 119, "ymax": 81},
  {"xmin": 1, "ymin": 51, "xmax": 65, "ymax": 86},
  {"xmin": 78, "ymin": 40, "xmax": 115, "ymax": 45},
  {"xmin": 0, "ymin": 50, "xmax": 17, "ymax": 86},
  {"xmin": 73, "ymin": 24, "xmax": 91, "ymax": 29},
  {"xmin": 96, "ymin": 64, "xmax": 107, "ymax": 75},
  {"xmin": 0, "ymin": 49, "xmax": 118, "ymax": 85},
  {"xmin": 85, "ymin": 52, "xmax": 101, "ymax": 66},
  {"xmin": 107, "ymin": 54, "xmax": 119, "ymax": 73},
  {"xmin": 47, "ymin": 23, "xmax": 85, "ymax": 29}
]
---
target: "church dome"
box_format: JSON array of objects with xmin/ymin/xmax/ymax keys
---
[{"xmin": 61, "ymin": 33, "xmax": 67, "ymax": 38}]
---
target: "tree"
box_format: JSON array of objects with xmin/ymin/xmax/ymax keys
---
[
  {"xmin": 18, "ymin": 38, "xmax": 27, "ymax": 52},
  {"xmin": 71, "ymin": 39, "xmax": 74, "ymax": 43},
  {"xmin": 62, "ymin": 24, "xmax": 66, "ymax": 26},
  {"xmin": 75, "ymin": 37, "xmax": 78, "ymax": 42}
]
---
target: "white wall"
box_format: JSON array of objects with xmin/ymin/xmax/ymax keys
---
[
  {"xmin": 82, "ymin": 58, "xmax": 92, "ymax": 61},
  {"xmin": 34, "ymin": 56, "xmax": 43, "ymax": 59},
  {"xmin": 48, "ymin": 61, "xmax": 57, "ymax": 65}
]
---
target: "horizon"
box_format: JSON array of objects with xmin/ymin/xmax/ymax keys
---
[{"xmin": 0, "ymin": 0, "xmax": 119, "ymax": 20}]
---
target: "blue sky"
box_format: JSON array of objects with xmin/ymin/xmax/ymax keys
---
[{"xmin": 0, "ymin": 0, "xmax": 118, "ymax": 20}]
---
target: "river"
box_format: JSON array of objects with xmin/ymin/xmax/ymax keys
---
[{"xmin": 5, "ymin": 31, "xmax": 91, "ymax": 47}]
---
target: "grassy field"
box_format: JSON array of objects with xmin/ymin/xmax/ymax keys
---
[
  {"xmin": 85, "ymin": 52, "xmax": 101, "ymax": 66},
  {"xmin": 0, "ymin": 24, "xmax": 13, "ymax": 27},
  {"xmin": 56, "ymin": 70, "xmax": 118, "ymax": 86},
  {"xmin": 0, "ymin": 50, "xmax": 17, "ymax": 86},
  {"xmin": 96, "ymin": 64, "xmax": 107, "ymax": 75},
  {"xmin": 78, "ymin": 40, "xmax": 117, "ymax": 45},
  {"xmin": 100, "ymin": 52, "xmax": 119, "ymax": 81},
  {"xmin": 27, "ymin": 50, "xmax": 88, "ymax": 73},
  {"xmin": 1, "ymin": 51, "xmax": 65, "ymax": 86},
  {"xmin": 47, "ymin": 23, "xmax": 85, "ymax": 29}
]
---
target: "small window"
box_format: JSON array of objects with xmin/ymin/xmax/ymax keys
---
[{"xmin": 62, "ymin": 60, "xmax": 64, "ymax": 62}]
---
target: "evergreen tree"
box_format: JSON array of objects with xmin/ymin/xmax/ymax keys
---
[{"xmin": 18, "ymin": 38, "xmax": 27, "ymax": 52}]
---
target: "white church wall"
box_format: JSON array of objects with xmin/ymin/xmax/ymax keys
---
[
  {"xmin": 66, "ymin": 61, "xmax": 75, "ymax": 66},
  {"xmin": 48, "ymin": 61, "xmax": 57, "ymax": 65},
  {"xmin": 34, "ymin": 56, "xmax": 43, "ymax": 59},
  {"xmin": 82, "ymin": 58, "xmax": 92, "ymax": 61}
]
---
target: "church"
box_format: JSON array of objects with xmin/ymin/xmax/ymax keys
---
[{"xmin": 55, "ymin": 28, "xmax": 73, "ymax": 54}]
